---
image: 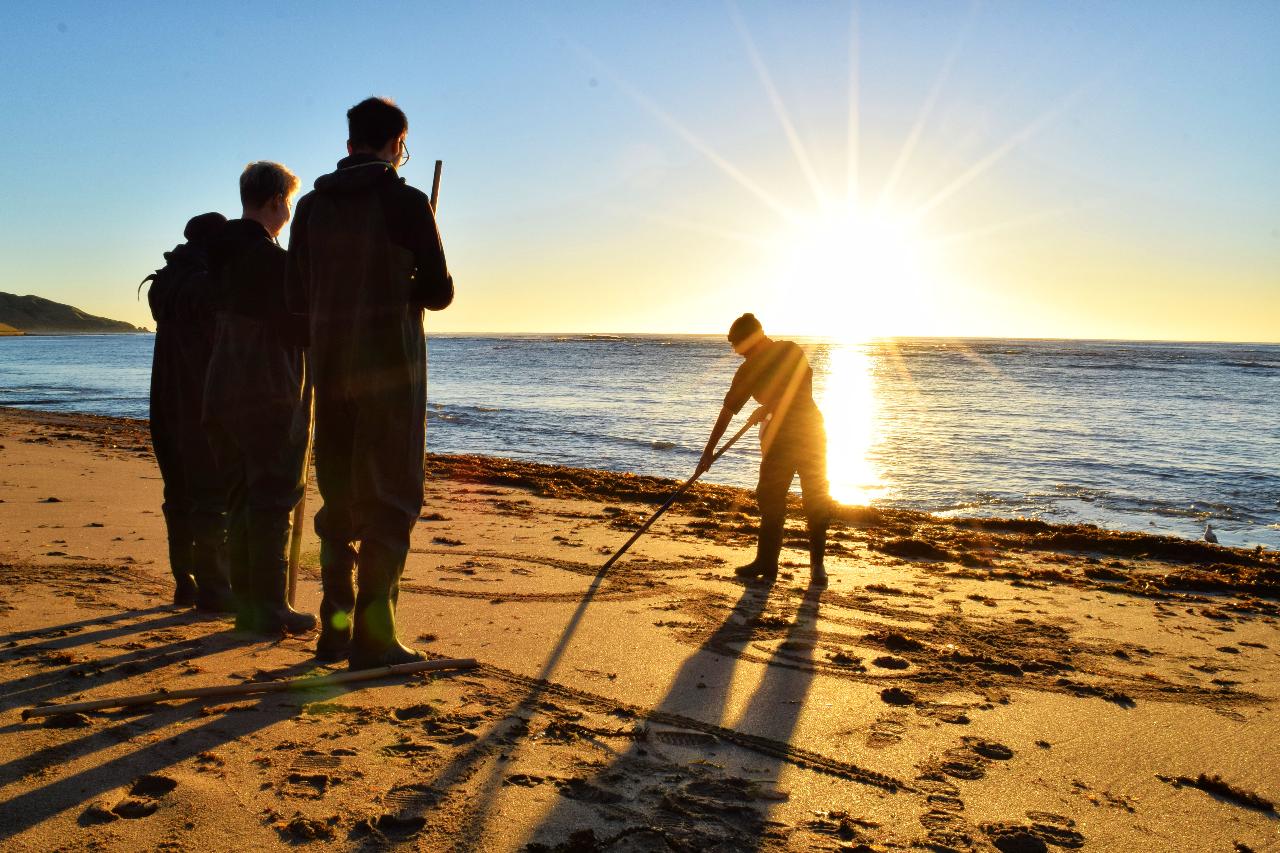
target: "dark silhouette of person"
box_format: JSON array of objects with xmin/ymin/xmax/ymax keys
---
[
  {"xmin": 145, "ymin": 211, "xmax": 236, "ymax": 610},
  {"xmin": 697, "ymin": 313, "xmax": 831, "ymax": 584},
  {"xmin": 286, "ymin": 96, "xmax": 453, "ymax": 669},
  {"xmin": 203, "ymin": 162, "xmax": 316, "ymax": 636}
]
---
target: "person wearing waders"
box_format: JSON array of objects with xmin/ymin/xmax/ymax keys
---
[
  {"xmin": 145, "ymin": 211, "xmax": 237, "ymax": 610},
  {"xmin": 204, "ymin": 162, "xmax": 316, "ymax": 636},
  {"xmin": 696, "ymin": 313, "xmax": 831, "ymax": 585},
  {"xmin": 286, "ymin": 97, "xmax": 453, "ymax": 669}
]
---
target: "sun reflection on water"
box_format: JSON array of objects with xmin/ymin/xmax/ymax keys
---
[{"xmin": 816, "ymin": 342, "xmax": 887, "ymax": 505}]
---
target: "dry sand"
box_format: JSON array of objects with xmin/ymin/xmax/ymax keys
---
[{"xmin": 0, "ymin": 406, "xmax": 1277, "ymax": 852}]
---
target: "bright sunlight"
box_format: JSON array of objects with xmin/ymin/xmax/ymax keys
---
[{"xmin": 768, "ymin": 203, "xmax": 937, "ymax": 342}]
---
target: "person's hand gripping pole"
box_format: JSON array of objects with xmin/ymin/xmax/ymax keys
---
[
  {"xmin": 602, "ymin": 406, "xmax": 765, "ymax": 572},
  {"xmin": 696, "ymin": 405, "xmax": 767, "ymax": 477}
]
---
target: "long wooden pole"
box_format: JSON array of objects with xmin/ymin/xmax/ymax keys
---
[
  {"xmin": 601, "ymin": 414, "xmax": 759, "ymax": 571},
  {"xmin": 287, "ymin": 396, "xmax": 314, "ymax": 606},
  {"xmin": 21, "ymin": 657, "xmax": 478, "ymax": 720}
]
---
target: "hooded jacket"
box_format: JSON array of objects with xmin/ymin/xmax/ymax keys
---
[
  {"xmin": 149, "ymin": 212, "xmax": 228, "ymax": 512},
  {"xmin": 286, "ymin": 154, "xmax": 452, "ymax": 398}
]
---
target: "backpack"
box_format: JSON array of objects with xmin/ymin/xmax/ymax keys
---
[
  {"xmin": 138, "ymin": 212, "xmax": 226, "ymax": 325},
  {"xmin": 138, "ymin": 244, "xmax": 214, "ymax": 325}
]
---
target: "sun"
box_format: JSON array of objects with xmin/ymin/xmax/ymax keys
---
[{"xmin": 767, "ymin": 203, "xmax": 936, "ymax": 342}]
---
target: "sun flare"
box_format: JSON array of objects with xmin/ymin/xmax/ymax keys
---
[
  {"xmin": 816, "ymin": 342, "xmax": 888, "ymax": 505},
  {"xmin": 768, "ymin": 204, "xmax": 936, "ymax": 342}
]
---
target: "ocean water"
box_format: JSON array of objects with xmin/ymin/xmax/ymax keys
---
[{"xmin": 1, "ymin": 333, "xmax": 1277, "ymax": 550}]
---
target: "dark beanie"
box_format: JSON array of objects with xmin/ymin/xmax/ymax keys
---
[
  {"xmin": 727, "ymin": 312, "xmax": 763, "ymax": 344},
  {"xmin": 184, "ymin": 211, "xmax": 228, "ymax": 243}
]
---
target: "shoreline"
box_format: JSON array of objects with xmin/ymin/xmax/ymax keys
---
[
  {"xmin": 7, "ymin": 403, "xmax": 1275, "ymax": 568},
  {"xmin": 0, "ymin": 404, "xmax": 1278, "ymax": 850}
]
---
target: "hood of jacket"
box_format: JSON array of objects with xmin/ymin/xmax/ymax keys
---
[
  {"xmin": 183, "ymin": 211, "xmax": 227, "ymax": 244},
  {"xmin": 313, "ymin": 153, "xmax": 401, "ymax": 194}
]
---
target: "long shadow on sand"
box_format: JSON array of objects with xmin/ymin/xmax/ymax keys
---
[
  {"xmin": 463, "ymin": 579, "xmax": 802, "ymax": 850},
  {"xmin": 0, "ymin": 615, "xmax": 242, "ymax": 715},
  {"xmin": 393, "ymin": 570, "xmax": 772, "ymax": 850},
  {"xmin": 512, "ymin": 581, "xmax": 825, "ymax": 850},
  {"xmin": 725, "ymin": 584, "xmax": 824, "ymax": 852},
  {"xmin": 0, "ymin": 658, "xmax": 322, "ymax": 841},
  {"xmin": 0, "ymin": 605, "xmax": 174, "ymax": 647},
  {"xmin": 0, "ymin": 628, "xmax": 268, "ymax": 787},
  {"xmin": 0, "ymin": 610, "xmax": 219, "ymax": 677}
]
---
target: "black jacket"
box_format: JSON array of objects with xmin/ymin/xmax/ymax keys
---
[
  {"xmin": 286, "ymin": 155, "xmax": 452, "ymax": 399},
  {"xmin": 149, "ymin": 213, "xmax": 226, "ymax": 492},
  {"xmin": 209, "ymin": 219, "xmax": 299, "ymax": 337},
  {"xmin": 287, "ymin": 154, "xmax": 453, "ymax": 322},
  {"xmin": 203, "ymin": 218, "xmax": 306, "ymax": 418}
]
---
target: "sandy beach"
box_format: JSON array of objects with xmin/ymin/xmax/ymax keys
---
[{"xmin": 0, "ymin": 405, "xmax": 1277, "ymax": 852}]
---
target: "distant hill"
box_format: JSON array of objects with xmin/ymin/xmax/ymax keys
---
[{"xmin": 0, "ymin": 292, "xmax": 147, "ymax": 335}]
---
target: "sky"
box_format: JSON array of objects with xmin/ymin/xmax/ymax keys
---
[{"xmin": 1, "ymin": 1, "xmax": 1277, "ymax": 342}]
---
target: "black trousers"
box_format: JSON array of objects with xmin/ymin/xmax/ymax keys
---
[
  {"xmin": 755, "ymin": 415, "xmax": 831, "ymax": 562},
  {"xmin": 203, "ymin": 315, "xmax": 310, "ymax": 598},
  {"xmin": 149, "ymin": 325, "xmax": 225, "ymax": 583},
  {"xmin": 312, "ymin": 384, "xmax": 425, "ymax": 558},
  {"xmin": 311, "ymin": 314, "xmax": 427, "ymax": 558}
]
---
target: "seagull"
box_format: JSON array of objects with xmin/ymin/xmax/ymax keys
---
[{"xmin": 1203, "ymin": 524, "xmax": 1218, "ymax": 544}]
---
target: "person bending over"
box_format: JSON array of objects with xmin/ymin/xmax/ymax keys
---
[
  {"xmin": 697, "ymin": 313, "xmax": 831, "ymax": 585},
  {"xmin": 287, "ymin": 97, "xmax": 453, "ymax": 669},
  {"xmin": 204, "ymin": 162, "xmax": 315, "ymax": 636}
]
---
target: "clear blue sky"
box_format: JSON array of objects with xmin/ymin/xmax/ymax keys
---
[{"xmin": 1, "ymin": 1, "xmax": 1276, "ymax": 340}]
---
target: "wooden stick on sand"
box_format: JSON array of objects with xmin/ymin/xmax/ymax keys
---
[{"xmin": 21, "ymin": 657, "xmax": 478, "ymax": 720}]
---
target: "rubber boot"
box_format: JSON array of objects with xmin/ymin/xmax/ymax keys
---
[
  {"xmin": 349, "ymin": 540, "xmax": 425, "ymax": 671},
  {"xmin": 191, "ymin": 516, "xmax": 236, "ymax": 613},
  {"xmin": 808, "ymin": 517, "xmax": 829, "ymax": 586},
  {"xmin": 224, "ymin": 503, "xmax": 257, "ymax": 630},
  {"xmin": 734, "ymin": 513, "xmax": 783, "ymax": 583},
  {"xmin": 163, "ymin": 508, "xmax": 198, "ymax": 607},
  {"xmin": 315, "ymin": 540, "xmax": 357, "ymax": 662},
  {"xmin": 248, "ymin": 512, "xmax": 316, "ymax": 636}
]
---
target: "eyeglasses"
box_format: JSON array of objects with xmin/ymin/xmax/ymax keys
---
[{"xmin": 397, "ymin": 140, "xmax": 410, "ymax": 168}]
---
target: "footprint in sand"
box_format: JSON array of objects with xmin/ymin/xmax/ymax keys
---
[
  {"xmin": 929, "ymin": 737, "xmax": 1015, "ymax": 781},
  {"xmin": 273, "ymin": 814, "xmax": 338, "ymax": 842},
  {"xmin": 352, "ymin": 813, "xmax": 427, "ymax": 842},
  {"xmin": 965, "ymin": 737, "xmax": 1015, "ymax": 760},
  {"xmin": 982, "ymin": 811, "xmax": 1085, "ymax": 851},
  {"xmin": 865, "ymin": 713, "xmax": 907, "ymax": 749},
  {"xmin": 880, "ymin": 686, "xmax": 916, "ymax": 706},
  {"xmin": 80, "ymin": 775, "xmax": 178, "ymax": 823},
  {"xmin": 503, "ymin": 773, "xmax": 547, "ymax": 787},
  {"xmin": 392, "ymin": 703, "xmax": 437, "ymax": 721},
  {"xmin": 129, "ymin": 775, "xmax": 178, "ymax": 798},
  {"xmin": 556, "ymin": 777, "xmax": 624, "ymax": 804}
]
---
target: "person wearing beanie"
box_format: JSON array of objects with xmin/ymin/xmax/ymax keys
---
[{"xmin": 696, "ymin": 313, "xmax": 831, "ymax": 585}]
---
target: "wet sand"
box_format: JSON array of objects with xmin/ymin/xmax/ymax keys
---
[{"xmin": 0, "ymin": 405, "xmax": 1277, "ymax": 852}]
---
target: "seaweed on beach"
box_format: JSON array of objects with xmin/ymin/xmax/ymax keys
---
[
  {"xmin": 1160, "ymin": 773, "xmax": 1276, "ymax": 814},
  {"xmin": 8, "ymin": 408, "xmax": 1275, "ymax": 580}
]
